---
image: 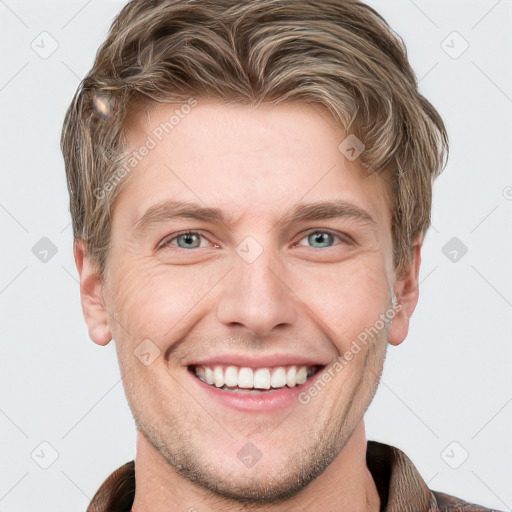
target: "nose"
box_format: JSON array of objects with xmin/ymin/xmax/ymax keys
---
[{"xmin": 216, "ymin": 249, "xmax": 298, "ymax": 338}]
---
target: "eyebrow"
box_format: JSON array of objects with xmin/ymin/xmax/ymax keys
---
[
  {"xmin": 131, "ymin": 201, "xmax": 226, "ymax": 235},
  {"xmin": 280, "ymin": 200, "xmax": 377, "ymax": 229},
  {"xmin": 131, "ymin": 199, "xmax": 377, "ymax": 235}
]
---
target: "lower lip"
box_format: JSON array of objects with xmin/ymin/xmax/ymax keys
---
[{"xmin": 187, "ymin": 367, "xmax": 324, "ymax": 413}]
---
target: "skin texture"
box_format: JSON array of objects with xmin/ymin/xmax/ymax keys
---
[{"xmin": 75, "ymin": 100, "xmax": 422, "ymax": 511}]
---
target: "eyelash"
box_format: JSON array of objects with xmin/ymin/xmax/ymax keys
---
[{"xmin": 158, "ymin": 229, "xmax": 353, "ymax": 250}]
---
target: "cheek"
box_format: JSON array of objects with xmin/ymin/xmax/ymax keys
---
[
  {"xmin": 106, "ymin": 256, "xmax": 220, "ymax": 343},
  {"xmin": 290, "ymin": 256, "xmax": 391, "ymax": 349}
]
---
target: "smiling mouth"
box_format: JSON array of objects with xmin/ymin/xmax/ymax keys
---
[{"xmin": 188, "ymin": 364, "xmax": 324, "ymax": 393}]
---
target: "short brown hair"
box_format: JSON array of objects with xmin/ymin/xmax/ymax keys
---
[{"xmin": 61, "ymin": 0, "xmax": 448, "ymax": 279}]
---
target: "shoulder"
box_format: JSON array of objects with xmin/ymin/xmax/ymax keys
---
[
  {"xmin": 367, "ymin": 440, "xmax": 504, "ymax": 512},
  {"xmin": 431, "ymin": 489, "xmax": 504, "ymax": 512},
  {"xmin": 87, "ymin": 460, "xmax": 135, "ymax": 512}
]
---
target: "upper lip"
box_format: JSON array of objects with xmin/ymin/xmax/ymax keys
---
[{"xmin": 187, "ymin": 354, "xmax": 329, "ymax": 369}]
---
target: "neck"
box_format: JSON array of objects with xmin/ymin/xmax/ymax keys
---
[{"xmin": 132, "ymin": 421, "xmax": 380, "ymax": 512}]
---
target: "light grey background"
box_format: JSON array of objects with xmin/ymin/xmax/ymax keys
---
[{"xmin": 0, "ymin": 0, "xmax": 511, "ymax": 510}]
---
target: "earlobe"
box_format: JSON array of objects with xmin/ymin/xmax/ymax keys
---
[
  {"xmin": 387, "ymin": 237, "xmax": 422, "ymax": 346},
  {"xmin": 74, "ymin": 239, "xmax": 112, "ymax": 346}
]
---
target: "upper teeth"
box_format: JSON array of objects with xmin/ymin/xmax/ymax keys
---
[{"xmin": 193, "ymin": 365, "xmax": 315, "ymax": 389}]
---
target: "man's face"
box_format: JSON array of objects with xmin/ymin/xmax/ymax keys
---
[{"xmin": 85, "ymin": 100, "xmax": 416, "ymax": 503}]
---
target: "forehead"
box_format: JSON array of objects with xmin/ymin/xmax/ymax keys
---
[{"xmin": 118, "ymin": 99, "xmax": 392, "ymax": 230}]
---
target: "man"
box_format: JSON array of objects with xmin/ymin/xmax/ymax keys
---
[{"xmin": 60, "ymin": 0, "xmax": 501, "ymax": 510}]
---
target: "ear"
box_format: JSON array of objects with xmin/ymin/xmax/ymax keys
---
[
  {"xmin": 388, "ymin": 236, "xmax": 423, "ymax": 346},
  {"xmin": 74, "ymin": 239, "xmax": 112, "ymax": 346}
]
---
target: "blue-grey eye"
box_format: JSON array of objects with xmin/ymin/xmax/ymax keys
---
[
  {"xmin": 307, "ymin": 231, "xmax": 335, "ymax": 248},
  {"xmin": 176, "ymin": 232, "xmax": 202, "ymax": 249}
]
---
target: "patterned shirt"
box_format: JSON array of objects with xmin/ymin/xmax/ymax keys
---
[{"xmin": 86, "ymin": 440, "xmax": 502, "ymax": 511}]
